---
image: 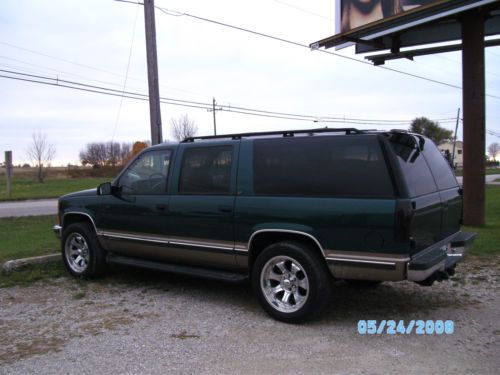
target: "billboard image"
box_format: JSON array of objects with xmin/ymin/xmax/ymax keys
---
[{"xmin": 338, "ymin": 0, "xmax": 443, "ymax": 33}]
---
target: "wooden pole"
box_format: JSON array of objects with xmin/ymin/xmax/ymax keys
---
[
  {"xmin": 144, "ymin": 0, "xmax": 163, "ymax": 145},
  {"xmin": 461, "ymin": 10, "xmax": 485, "ymax": 226},
  {"xmin": 5, "ymin": 151, "xmax": 13, "ymax": 198}
]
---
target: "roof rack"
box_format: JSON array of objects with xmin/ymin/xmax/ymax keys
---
[{"xmin": 181, "ymin": 127, "xmax": 363, "ymax": 142}]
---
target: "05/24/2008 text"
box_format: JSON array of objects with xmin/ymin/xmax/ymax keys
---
[{"xmin": 357, "ymin": 320, "xmax": 454, "ymax": 335}]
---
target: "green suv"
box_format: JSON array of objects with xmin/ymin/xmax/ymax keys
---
[{"xmin": 53, "ymin": 128, "xmax": 475, "ymax": 323}]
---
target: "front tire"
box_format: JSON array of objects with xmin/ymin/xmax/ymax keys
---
[
  {"xmin": 252, "ymin": 241, "xmax": 332, "ymax": 323},
  {"xmin": 62, "ymin": 222, "xmax": 106, "ymax": 278}
]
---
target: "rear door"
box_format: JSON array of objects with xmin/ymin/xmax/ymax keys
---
[
  {"xmin": 388, "ymin": 134, "xmax": 442, "ymax": 253},
  {"xmin": 421, "ymin": 139, "xmax": 462, "ymax": 239},
  {"xmin": 165, "ymin": 141, "xmax": 239, "ymax": 269}
]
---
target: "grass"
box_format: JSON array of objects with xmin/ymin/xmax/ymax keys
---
[
  {"xmin": 454, "ymin": 168, "xmax": 500, "ymax": 177},
  {"xmin": 0, "ymin": 177, "xmax": 109, "ymax": 201},
  {"xmin": 464, "ymin": 186, "xmax": 500, "ymax": 256},
  {"xmin": 0, "ymin": 215, "xmax": 59, "ymax": 263}
]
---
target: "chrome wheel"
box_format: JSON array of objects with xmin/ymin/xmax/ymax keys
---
[
  {"xmin": 260, "ymin": 256, "xmax": 309, "ymax": 313},
  {"xmin": 64, "ymin": 233, "xmax": 90, "ymax": 274}
]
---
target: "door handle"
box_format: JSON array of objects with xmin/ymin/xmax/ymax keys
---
[
  {"xmin": 156, "ymin": 204, "xmax": 168, "ymax": 211},
  {"xmin": 218, "ymin": 205, "xmax": 233, "ymax": 213}
]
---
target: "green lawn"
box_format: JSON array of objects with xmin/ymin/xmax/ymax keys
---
[
  {"xmin": 0, "ymin": 215, "xmax": 59, "ymax": 263},
  {"xmin": 464, "ymin": 186, "xmax": 500, "ymax": 256},
  {"xmin": 0, "ymin": 177, "xmax": 109, "ymax": 201},
  {"xmin": 454, "ymin": 168, "xmax": 500, "ymax": 177}
]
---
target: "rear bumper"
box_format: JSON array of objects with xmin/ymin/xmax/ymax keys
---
[{"xmin": 407, "ymin": 231, "xmax": 476, "ymax": 282}]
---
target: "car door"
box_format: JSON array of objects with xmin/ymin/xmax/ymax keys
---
[
  {"xmin": 165, "ymin": 141, "xmax": 239, "ymax": 269},
  {"xmin": 98, "ymin": 148, "xmax": 173, "ymax": 260}
]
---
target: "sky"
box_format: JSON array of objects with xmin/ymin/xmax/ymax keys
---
[{"xmin": 0, "ymin": 0, "xmax": 499, "ymax": 166}]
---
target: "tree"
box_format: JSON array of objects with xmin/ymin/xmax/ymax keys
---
[
  {"xmin": 105, "ymin": 142, "xmax": 121, "ymax": 166},
  {"xmin": 26, "ymin": 131, "xmax": 56, "ymax": 183},
  {"xmin": 79, "ymin": 142, "xmax": 107, "ymax": 168},
  {"xmin": 409, "ymin": 117, "xmax": 453, "ymax": 145},
  {"xmin": 171, "ymin": 114, "xmax": 198, "ymax": 141},
  {"xmin": 488, "ymin": 142, "xmax": 500, "ymax": 162},
  {"xmin": 132, "ymin": 141, "xmax": 148, "ymax": 156}
]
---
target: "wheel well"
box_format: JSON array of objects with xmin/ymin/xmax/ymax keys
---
[
  {"xmin": 63, "ymin": 213, "xmax": 96, "ymax": 232},
  {"xmin": 248, "ymin": 232, "xmax": 325, "ymax": 271}
]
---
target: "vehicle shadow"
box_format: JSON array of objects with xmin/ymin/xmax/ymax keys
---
[{"xmin": 98, "ymin": 265, "xmax": 478, "ymax": 324}]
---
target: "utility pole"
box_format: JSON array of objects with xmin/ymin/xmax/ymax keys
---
[
  {"xmin": 5, "ymin": 151, "xmax": 12, "ymax": 199},
  {"xmin": 212, "ymin": 98, "xmax": 217, "ymax": 135},
  {"xmin": 208, "ymin": 97, "xmax": 220, "ymax": 135},
  {"xmin": 451, "ymin": 107, "xmax": 460, "ymax": 168},
  {"xmin": 144, "ymin": 0, "xmax": 163, "ymax": 145}
]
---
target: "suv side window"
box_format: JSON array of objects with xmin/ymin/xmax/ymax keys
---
[
  {"xmin": 179, "ymin": 146, "xmax": 233, "ymax": 194},
  {"xmin": 119, "ymin": 150, "xmax": 171, "ymax": 195},
  {"xmin": 253, "ymin": 136, "xmax": 394, "ymax": 198},
  {"xmin": 388, "ymin": 134, "xmax": 437, "ymax": 197}
]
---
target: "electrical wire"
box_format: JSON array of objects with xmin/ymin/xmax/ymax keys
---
[
  {"xmin": 111, "ymin": 2, "xmax": 140, "ymax": 141},
  {"xmin": 0, "ymin": 68, "xmax": 459, "ymax": 126},
  {"xmin": 113, "ymin": 1, "xmax": 500, "ymax": 100}
]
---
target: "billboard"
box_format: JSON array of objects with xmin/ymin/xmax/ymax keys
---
[{"xmin": 337, "ymin": 0, "xmax": 444, "ymax": 34}]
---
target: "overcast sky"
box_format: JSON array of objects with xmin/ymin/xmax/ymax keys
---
[{"xmin": 1, "ymin": 0, "xmax": 499, "ymax": 165}]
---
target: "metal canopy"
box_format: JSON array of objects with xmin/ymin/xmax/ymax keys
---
[{"xmin": 310, "ymin": 0, "xmax": 499, "ymax": 55}]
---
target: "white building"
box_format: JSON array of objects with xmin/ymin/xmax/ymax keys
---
[{"xmin": 439, "ymin": 141, "xmax": 463, "ymax": 168}]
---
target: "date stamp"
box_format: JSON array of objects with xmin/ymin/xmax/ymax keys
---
[{"xmin": 357, "ymin": 320, "xmax": 454, "ymax": 335}]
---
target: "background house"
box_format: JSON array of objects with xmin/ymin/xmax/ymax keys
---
[{"xmin": 439, "ymin": 141, "xmax": 463, "ymax": 168}]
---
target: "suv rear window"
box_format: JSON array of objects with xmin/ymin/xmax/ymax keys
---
[
  {"xmin": 253, "ymin": 136, "xmax": 394, "ymax": 198},
  {"xmin": 421, "ymin": 139, "xmax": 458, "ymax": 190},
  {"xmin": 388, "ymin": 134, "xmax": 437, "ymax": 197}
]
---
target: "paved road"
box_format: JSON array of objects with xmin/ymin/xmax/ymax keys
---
[
  {"xmin": 455, "ymin": 174, "xmax": 500, "ymax": 185},
  {"xmin": 0, "ymin": 199, "xmax": 57, "ymax": 218}
]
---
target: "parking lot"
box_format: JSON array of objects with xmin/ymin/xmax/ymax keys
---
[{"xmin": 1, "ymin": 256, "xmax": 499, "ymax": 375}]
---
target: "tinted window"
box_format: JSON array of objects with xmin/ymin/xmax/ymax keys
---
[
  {"xmin": 253, "ymin": 136, "xmax": 394, "ymax": 198},
  {"xmin": 119, "ymin": 150, "xmax": 171, "ymax": 195},
  {"xmin": 422, "ymin": 139, "xmax": 458, "ymax": 190},
  {"xmin": 388, "ymin": 134, "xmax": 437, "ymax": 197},
  {"xmin": 179, "ymin": 146, "xmax": 233, "ymax": 194}
]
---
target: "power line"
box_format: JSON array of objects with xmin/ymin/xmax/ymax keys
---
[
  {"xmin": 150, "ymin": 5, "xmax": 495, "ymax": 98},
  {"xmin": 112, "ymin": 3, "xmax": 140, "ymax": 141},
  {"xmin": 0, "ymin": 68, "xmax": 459, "ymax": 126}
]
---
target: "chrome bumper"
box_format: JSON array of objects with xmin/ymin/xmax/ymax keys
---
[
  {"xmin": 53, "ymin": 225, "xmax": 62, "ymax": 238},
  {"xmin": 407, "ymin": 233, "xmax": 473, "ymax": 282}
]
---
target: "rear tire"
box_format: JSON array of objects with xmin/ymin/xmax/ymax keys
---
[
  {"xmin": 252, "ymin": 241, "xmax": 332, "ymax": 323},
  {"xmin": 62, "ymin": 222, "xmax": 106, "ymax": 278}
]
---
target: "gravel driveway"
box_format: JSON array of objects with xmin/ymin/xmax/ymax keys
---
[{"xmin": 1, "ymin": 256, "xmax": 499, "ymax": 375}]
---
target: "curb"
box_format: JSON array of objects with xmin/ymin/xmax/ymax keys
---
[{"xmin": 2, "ymin": 253, "xmax": 61, "ymax": 272}]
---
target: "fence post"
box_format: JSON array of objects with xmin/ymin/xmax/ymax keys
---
[{"xmin": 5, "ymin": 151, "xmax": 13, "ymax": 198}]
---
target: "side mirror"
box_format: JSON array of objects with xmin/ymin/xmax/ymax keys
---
[{"xmin": 97, "ymin": 182, "xmax": 112, "ymax": 195}]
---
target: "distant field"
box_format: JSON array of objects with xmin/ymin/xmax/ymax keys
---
[
  {"xmin": 0, "ymin": 177, "xmax": 109, "ymax": 201},
  {"xmin": 0, "ymin": 166, "xmax": 117, "ymax": 201}
]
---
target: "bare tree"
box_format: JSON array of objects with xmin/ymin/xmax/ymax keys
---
[
  {"xmin": 79, "ymin": 142, "xmax": 107, "ymax": 168},
  {"xmin": 27, "ymin": 131, "xmax": 56, "ymax": 182},
  {"xmin": 106, "ymin": 142, "xmax": 121, "ymax": 166},
  {"xmin": 120, "ymin": 142, "xmax": 132, "ymax": 165},
  {"xmin": 170, "ymin": 114, "xmax": 198, "ymax": 141},
  {"xmin": 488, "ymin": 142, "xmax": 500, "ymax": 162}
]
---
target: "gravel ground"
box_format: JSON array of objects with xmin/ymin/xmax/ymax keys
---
[{"xmin": 0, "ymin": 256, "xmax": 499, "ymax": 375}]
